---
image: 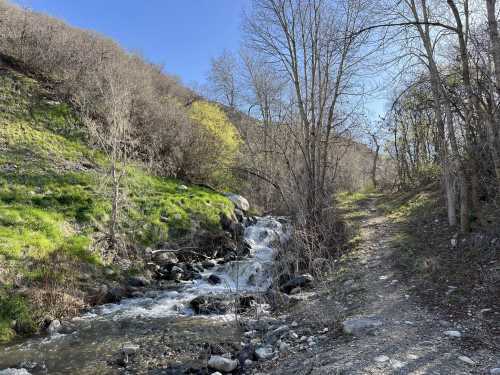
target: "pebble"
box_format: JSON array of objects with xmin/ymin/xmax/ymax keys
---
[
  {"xmin": 342, "ymin": 317, "xmax": 383, "ymax": 335},
  {"xmin": 255, "ymin": 345, "xmax": 274, "ymax": 360},
  {"xmin": 444, "ymin": 330, "xmax": 462, "ymax": 338},
  {"xmin": 490, "ymin": 369, "xmax": 500, "ymax": 375},
  {"xmin": 458, "ymin": 355, "xmax": 475, "ymax": 365},
  {"xmin": 122, "ymin": 344, "xmax": 140, "ymax": 355},
  {"xmin": 279, "ymin": 341, "xmax": 290, "ymax": 353},
  {"xmin": 208, "ymin": 355, "xmax": 238, "ymax": 372},
  {"xmin": 0, "ymin": 371, "xmax": 31, "ymax": 375},
  {"xmin": 374, "ymin": 355, "xmax": 390, "ymax": 363},
  {"xmin": 391, "ymin": 359, "xmax": 405, "ymax": 369}
]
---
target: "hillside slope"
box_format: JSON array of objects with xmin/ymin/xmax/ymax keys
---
[{"xmin": 0, "ymin": 63, "xmax": 235, "ymax": 342}]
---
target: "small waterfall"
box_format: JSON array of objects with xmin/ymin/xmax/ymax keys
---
[
  {"xmin": 87, "ymin": 216, "xmax": 288, "ymax": 320},
  {"xmin": 0, "ymin": 217, "xmax": 289, "ymax": 373}
]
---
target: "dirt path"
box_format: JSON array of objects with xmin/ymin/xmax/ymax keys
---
[{"xmin": 258, "ymin": 197, "xmax": 498, "ymax": 374}]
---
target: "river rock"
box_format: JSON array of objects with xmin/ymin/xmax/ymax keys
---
[
  {"xmin": 225, "ymin": 193, "xmax": 250, "ymax": 211},
  {"xmin": 202, "ymin": 260, "xmax": 217, "ymax": 269},
  {"xmin": 238, "ymin": 344, "xmax": 255, "ymax": 364},
  {"xmin": 255, "ymin": 345, "xmax": 274, "ymax": 360},
  {"xmin": 163, "ymin": 265, "xmax": 183, "ymax": 281},
  {"xmin": 208, "ymin": 274, "xmax": 222, "ymax": 285},
  {"xmin": 47, "ymin": 319, "xmax": 61, "ymax": 335},
  {"xmin": 264, "ymin": 325, "xmax": 289, "ymax": 345},
  {"xmin": 342, "ymin": 317, "xmax": 383, "ymax": 335},
  {"xmin": 0, "ymin": 370, "xmax": 31, "ymax": 375},
  {"xmin": 189, "ymin": 295, "xmax": 229, "ymax": 314},
  {"xmin": 208, "ymin": 355, "xmax": 238, "ymax": 372},
  {"xmin": 280, "ymin": 274, "xmax": 314, "ymax": 294},
  {"xmin": 278, "ymin": 341, "xmax": 290, "ymax": 353},
  {"xmin": 104, "ymin": 286, "xmax": 126, "ymax": 303},
  {"xmin": 128, "ymin": 276, "xmax": 150, "ymax": 287},
  {"xmin": 153, "ymin": 251, "xmax": 179, "ymax": 265},
  {"xmin": 458, "ymin": 355, "xmax": 475, "ymax": 365},
  {"xmin": 444, "ymin": 330, "xmax": 461, "ymax": 338}
]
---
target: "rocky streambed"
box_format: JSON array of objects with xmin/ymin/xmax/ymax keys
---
[{"xmin": 0, "ymin": 216, "xmax": 317, "ymax": 374}]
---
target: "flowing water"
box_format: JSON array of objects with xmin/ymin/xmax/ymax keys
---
[{"xmin": 0, "ymin": 217, "xmax": 288, "ymax": 374}]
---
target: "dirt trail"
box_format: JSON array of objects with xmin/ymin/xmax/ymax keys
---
[{"xmin": 260, "ymin": 198, "xmax": 498, "ymax": 374}]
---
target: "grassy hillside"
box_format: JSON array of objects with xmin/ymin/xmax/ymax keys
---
[{"xmin": 0, "ymin": 65, "xmax": 234, "ymax": 342}]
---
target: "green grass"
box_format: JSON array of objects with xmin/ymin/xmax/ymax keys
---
[
  {"xmin": 0, "ymin": 65, "xmax": 236, "ymax": 342},
  {"xmin": 0, "ymin": 294, "xmax": 35, "ymax": 343}
]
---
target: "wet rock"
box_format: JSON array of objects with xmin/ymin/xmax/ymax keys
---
[
  {"xmin": 0, "ymin": 370, "xmax": 31, "ymax": 375},
  {"xmin": 342, "ymin": 317, "xmax": 383, "ymax": 335},
  {"xmin": 189, "ymin": 295, "xmax": 230, "ymax": 314},
  {"xmin": 234, "ymin": 208, "xmax": 245, "ymax": 223},
  {"xmin": 238, "ymin": 344, "xmax": 255, "ymax": 364},
  {"xmin": 225, "ymin": 193, "xmax": 250, "ymax": 211},
  {"xmin": 208, "ymin": 355, "xmax": 238, "ymax": 372},
  {"xmin": 264, "ymin": 325, "xmax": 289, "ymax": 345},
  {"xmin": 202, "ymin": 260, "xmax": 217, "ymax": 269},
  {"xmin": 105, "ymin": 286, "xmax": 126, "ymax": 303},
  {"xmin": 161, "ymin": 265, "xmax": 183, "ymax": 281},
  {"xmin": 17, "ymin": 360, "xmax": 46, "ymax": 373},
  {"xmin": 153, "ymin": 251, "xmax": 179, "ymax": 266},
  {"xmin": 47, "ymin": 319, "xmax": 61, "ymax": 336},
  {"xmin": 128, "ymin": 276, "xmax": 150, "ymax": 287},
  {"xmin": 255, "ymin": 345, "xmax": 274, "ymax": 360},
  {"xmin": 238, "ymin": 295, "xmax": 255, "ymax": 311},
  {"xmin": 208, "ymin": 274, "xmax": 222, "ymax": 285},
  {"xmin": 280, "ymin": 274, "xmax": 314, "ymax": 294},
  {"xmin": 490, "ymin": 369, "xmax": 500, "ymax": 375},
  {"xmin": 220, "ymin": 212, "xmax": 237, "ymax": 232},
  {"xmin": 129, "ymin": 291, "xmax": 145, "ymax": 298}
]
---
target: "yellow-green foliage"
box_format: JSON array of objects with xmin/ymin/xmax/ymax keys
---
[
  {"xmin": 189, "ymin": 101, "xmax": 240, "ymax": 157},
  {"xmin": 189, "ymin": 101, "xmax": 241, "ymax": 185}
]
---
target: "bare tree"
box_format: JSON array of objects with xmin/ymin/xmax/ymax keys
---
[
  {"xmin": 207, "ymin": 50, "xmax": 240, "ymax": 109},
  {"xmin": 244, "ymin": 0, "xmax": 370, "ymax": 223},
  {"xmin": 81, "ymin": 60, "xmax": 137, "ymax": 250}
]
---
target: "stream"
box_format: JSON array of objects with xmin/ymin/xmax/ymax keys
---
[{"xmin": 0, "ymin": 217, "xmax": 288, "ymax": 374}]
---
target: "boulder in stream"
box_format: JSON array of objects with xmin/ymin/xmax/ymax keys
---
[
  {"xmin": 225, "ymin": 193, "xmax": 250, "ymax": 212},
  {"xmin": 189, "ymin": 295, "xmax": 230, "ymax": 314},
  {"xmin": 46, "ymin": 319, "xmax": 61, "ymax": 336},
  {"xmin": 128, "ymin": 276, "xmax": 150, "ymax": 287},
  {"xmin": 208, "ymin": 274, "xmax": 222, "ymax": 285}
]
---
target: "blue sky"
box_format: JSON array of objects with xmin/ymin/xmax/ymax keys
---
[
  {"xmin": 13, "ymin": 0, "xmax": 248, "ymax": 87},
  {"xmin": 12, "ymin": 0, "xmax": 387, "ymax": 117}
]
